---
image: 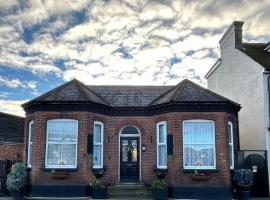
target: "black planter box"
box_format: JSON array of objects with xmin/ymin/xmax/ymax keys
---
[
  {"xmin": 92, "ymin": 187, "xmax": 107, "ymax": 199},
  {"xmin": 11, "ymin": 190, "xmax": 23, "ymax": 200},
  {"xmin": 152, "ymin": 188, "xmax": 168, "ymax": 200},
  {"xmin": 239, "ymin": 191, "xmax": 250, "ymax": 200}
]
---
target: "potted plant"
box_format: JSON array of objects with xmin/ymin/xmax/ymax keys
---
[
  {"xmin": 233, "ymin": 169, "xmax": 253, "ymax": 200},
  {"xmin": 151, "ymin": 180, "xmax": 168, "ymax": 200},
  {"xmin": 6, "ymin": 163, "xmax": 27, "ymax": 200},
  {"xmin": 51, "ymin": 169, "xmax": 69, "ymax": 179},
  {"xmin": 90, "ymin": 180, "xmax": 107, "ymax": 199}
]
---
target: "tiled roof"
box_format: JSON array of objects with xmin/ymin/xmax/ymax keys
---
[
  {"xmin": 240, "ymin": 43, "xmax": 270, "ymax": 70},
  {"xmin": 23, "ymin": 79, "xmax": 240, "ymax": 108},
  {"xmin": 0, "ymin": 112, "xmax": 24, "ymax": 144}
]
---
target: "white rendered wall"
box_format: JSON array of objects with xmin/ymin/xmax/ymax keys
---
[{"xmin": 207, "ymin": 30, "xmax": 267, "ymax": 150}]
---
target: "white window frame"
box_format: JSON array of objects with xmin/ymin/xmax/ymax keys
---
[
  {"xmin": 93, "ymin": 121, "xmax": 104, "ymax": 169},
  {"xmin": 156, "ymin": 121, "xmax": 167, "ymax": 169},
  {"xmin": 228, "ymin": 121, "xmax": 234, "ymax": 169},
  {"xmin": 183, "ymin": 119, "xmax": 216, "ymax": 170},
  {"xmin": 27, "ymin": 121, "xmax": 33, "ymax": 168},
  {"xmin": 45, "ymin": 119, "xmax": 78, "ymax": 169}
]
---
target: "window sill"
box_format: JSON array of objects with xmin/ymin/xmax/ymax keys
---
[
  {"xmin": 182, "ymin": 169, "xmax": 219, "ymax": 173},
  {"xmin": 154, "ymin": 168, "xmax": 168, "ymax": 172},
  {"xmin": 41, "ymin": 168, "xmax": 78, "ymax": 172}
]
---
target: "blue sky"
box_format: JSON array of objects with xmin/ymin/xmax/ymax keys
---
[{"xmin": 0, "ymin": 0, "xmax": 269, "ymax": 116}]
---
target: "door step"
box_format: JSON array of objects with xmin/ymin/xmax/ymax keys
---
[{"xmin": 108, "ymin": 183, "xmax": 152, "ymax": 198}]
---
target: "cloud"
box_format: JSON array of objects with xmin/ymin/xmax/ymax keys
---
[
  {"xmin": 0, "ymin": 99, "xmax": 27, "ymax": 117},
  {"xmin": 0, "ymin": 75, "xmax": 38, "ymax": 89}
]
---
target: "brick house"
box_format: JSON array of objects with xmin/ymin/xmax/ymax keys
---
[
  {"xmin": 0, "ymin": 112, "xmax": 24, "ymax": 160},
  {"xmin": 22, "ymin": 79, "xmax": 240, "ymax": 198}
]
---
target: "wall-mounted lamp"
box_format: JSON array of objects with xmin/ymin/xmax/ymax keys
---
[{"xmin": 142, "ymin": 144, "xmax": 146, "ymax": 152}]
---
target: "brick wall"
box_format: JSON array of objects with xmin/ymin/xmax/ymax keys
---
[
  {"xmin": 24, "ymin": 111, "xmax": 238, "ymax": 187},
  {"xmin": 0, "ymin": 143, "xmax": 23, "ymax": 160}
]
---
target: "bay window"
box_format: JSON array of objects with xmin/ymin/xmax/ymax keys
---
[
  {"xmin": 156, "ymin": 121, "xmax": 167, "ymax": 169},
  {"xmin": 45, "ymin": 119, "xmax": 78, "ymax": 168},
  {"xmin": 183, "ymin": 120, "xmax": 216, "ymax": 169},
  {"xmin": 228, "ymin": 121, "xmax": 234, "ymax": 169},
  {"xmin": 27, "ymin": 121, "xmax": 33, "ymax": 168},
  {"xmin": 93, "ymin": 121, "xmax": 104, "ymax": 169}
]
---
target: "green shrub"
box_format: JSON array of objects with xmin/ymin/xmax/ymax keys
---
[
  {"xmin": 6, "ymin": 163, "xmax": 27, "ymax": 192},
  {"xmin": 151, "ymin": 180, "xmax": 168, "ymax": 190},
  {"xmin": 233, "ymin": 169, "xmax": 253, "ymax": 191},
  {"xmin": 90, "ymin": 180, "xmax": 103, "ymax": 190}
]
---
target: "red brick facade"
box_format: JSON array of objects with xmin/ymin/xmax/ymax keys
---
[
  {"xmin": 0, "ymin": 143, "xmax": 23, "ymax": 160},
  {"xmin": 24, "ymin": 111, "xmax": 239, "ymax": 188}
]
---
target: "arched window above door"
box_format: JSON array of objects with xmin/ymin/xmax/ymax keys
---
[{"xmin": 121, "ymin": 126, "xmax": 139, "ymax": 135}]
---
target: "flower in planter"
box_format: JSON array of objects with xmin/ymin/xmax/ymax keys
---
[
  {"xmin": 151, "ymin": 180, "xmax": 168, "ymax": 200},
  {"xmin": 191, "ymin": 170, "xmax": 210, "ymax": 181},
  {"xmin": 233, "ymin": 169, "xmax": 253, "ymax": 191},
  {"xmin": 90, "ymin": 180, "xmax": 107, "ymax": 199}
]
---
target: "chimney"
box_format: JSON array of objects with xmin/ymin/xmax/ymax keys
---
[{"xmin": 219, "ymin": 21, "xmax": 244, "ymax": 49}]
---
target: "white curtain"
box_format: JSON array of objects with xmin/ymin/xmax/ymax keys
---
[
  {"xmin": 46, "ymin": 120, "xmax": 78, "ymax": 168},
  {"xmin": 93, "ymin": 123, "xmax": 103, "ymax": 168},
  {"xmin": 157, "ymin": 123, "xmax": 167, "ymax": 168},
  {"xmin": 184, "ymin": 121, "xmax": 215, "ymax": 168}
]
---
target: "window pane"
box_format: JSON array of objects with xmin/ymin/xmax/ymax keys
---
[
  {"xmin": 47, "ymin": 144, "xmax": 61, "ymax": 165},
  {"xmin": 48, "ymin": 121, "xmax": 77, "ymax": 143},
  {"xmin": 131, "ymin": 140, "xmax": 138, "ymax": 162},
  {"xmin": 159, "ymin": 124, "xmax": 166, "ymax": 143},
  {"xmin": 184, "ymin": 122, "xmax": 213, "ymax": 144},
  {"xmin": 158, "ymin": 145, "xmax": 167, "ymax": 167},
  {"xmin": 228, "ymin": 124, "xmax": 232, "ymax": 143},
  {"xmin": 122, "ymin": 140, "xmax": 128, "ymax": 162},
  {"xmin": 62, "ymin": 144, "xmax": 76, "ymax": 165},
  {"xmin": 46, "ymin": 120, "xmax": 77, "ymax": 167},
  {"xmin": 93, "ymin": 145, "xmax": 102, "ymax": 166},
  {"xmin": 184, "ymin": 144, "xmax": 214, "ymax": 167},
  {"xmin": 229, "ymin": 145, "xmax": 233, "ymax": 167},
  {"xmin": 94, "ymin": 124, "xmax": 102, "ymax": 143}
]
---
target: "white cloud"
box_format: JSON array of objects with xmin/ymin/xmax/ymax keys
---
[
  {"xmin": 0, "ymin": 99, "xmax": 27, "ymax": 117},
  {"xmin": 0, "ymin": 76, "xmax": 38, "ymax": 90}
]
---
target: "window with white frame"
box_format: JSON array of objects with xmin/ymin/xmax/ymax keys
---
[
  {"xmin": 45, "ymin": 119, "xmax": 78, "ymax": 168},
  {"xmin": 156, "ymin": 121, "xmax": 167, "ymax": 169},
  {"xmin": 93, "ymin": 121, "xmax": 104, "ymax": 169},
  {"xmin": 228, "ymin": 121, "xmax": 234, "ymax": 169},
  {"xmin": 27, "ymin": 121, "xmax": 33, "ymax": 168},
  {"xmin": 183, "ymin": 120, "xmax": 216, "ymax": 169}
]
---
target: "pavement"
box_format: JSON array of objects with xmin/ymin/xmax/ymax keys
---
[{"xmin": 0, "ymin": 198, "xmax": 269, "ymax": 200}]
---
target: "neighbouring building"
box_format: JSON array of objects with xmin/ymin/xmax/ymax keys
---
[
  {"xmin": 205, "ymin": 21, "xmax": 270, "ymax": 196},
  {"xmin": 22, "ymin": 79, "xmax": 240, "ymax": 199},
  {"xmin": 0, "ymin": 112, "xmax": 24, "ymax": 160}
]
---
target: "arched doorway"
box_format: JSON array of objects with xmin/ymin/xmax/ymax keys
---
[{"xmin": 119, "ymin": 125, "xmax": 141, "ymax": 182}]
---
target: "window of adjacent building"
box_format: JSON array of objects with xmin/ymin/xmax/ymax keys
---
[
  {"xmin": 45, "ymin": 119, "xmax": 78, "ymax": 168},
  {"xmin": 156, "ymin": 121, "xmax": 167, "ymax": 169},
  {"xmin": 93, "ymin": 121, "xmax": 104, "ymax": 169},
  {"xmin": 228, "ymin": 121, "xmax": 234, "ymax": 169},
  {"xmin": 183, "ymin": 120, "xmax": 216, "ymax": 169},
  {"xmin": 27, "ymin": 121, "xmax": 34, "ymax": 168}
]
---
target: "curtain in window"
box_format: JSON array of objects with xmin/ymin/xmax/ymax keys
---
[
  {"xmin": 93, "ymin": 122, "xmax": 103, "ymax": 168},
  {"xmin": 157, "ymin": 123, "xmax": 167, "ymax": 168},
  {"xmin": 46, "ymin": 120, "xmax": 78, "ymax": 168},
  {"xmin": 183, "ymin": 121, "xmax": 215, "ymax": 169},
  {"xmin": 228, "ymin": 122, "xmax": 234, "ymax": 169},
  {"xmin": 28, "ymin": 121, "xmax": 33, "ymax": 167}
]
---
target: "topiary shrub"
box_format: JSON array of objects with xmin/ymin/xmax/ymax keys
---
[
  {"xmin": 6, "ymin": 163, "xmax": 27, "ymax": 192},
  {"xmin": 233, "ymin": 169, "xmax": 253, "ymax": 191}
]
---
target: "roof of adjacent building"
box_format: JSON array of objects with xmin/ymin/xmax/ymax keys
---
[
  {"xmin": 240, "ymin": 43, "xmax": 270, "ymax": 70},
  {"xmin": 0, "ymin": 112, "xmax": 24, "ymax": 144},
  {"xmin": 23, "ymin": 79, "xmax": 240, "ymax": 108}
]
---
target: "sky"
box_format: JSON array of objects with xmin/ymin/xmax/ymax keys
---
[{"xmin": 0, "ymin": 0, "xmax": 269, "ymax": 116}]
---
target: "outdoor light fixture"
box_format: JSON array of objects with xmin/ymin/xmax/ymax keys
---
[{"xmin": 142, "ymin": 144, "xmax": 146, "ymax": 152}]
